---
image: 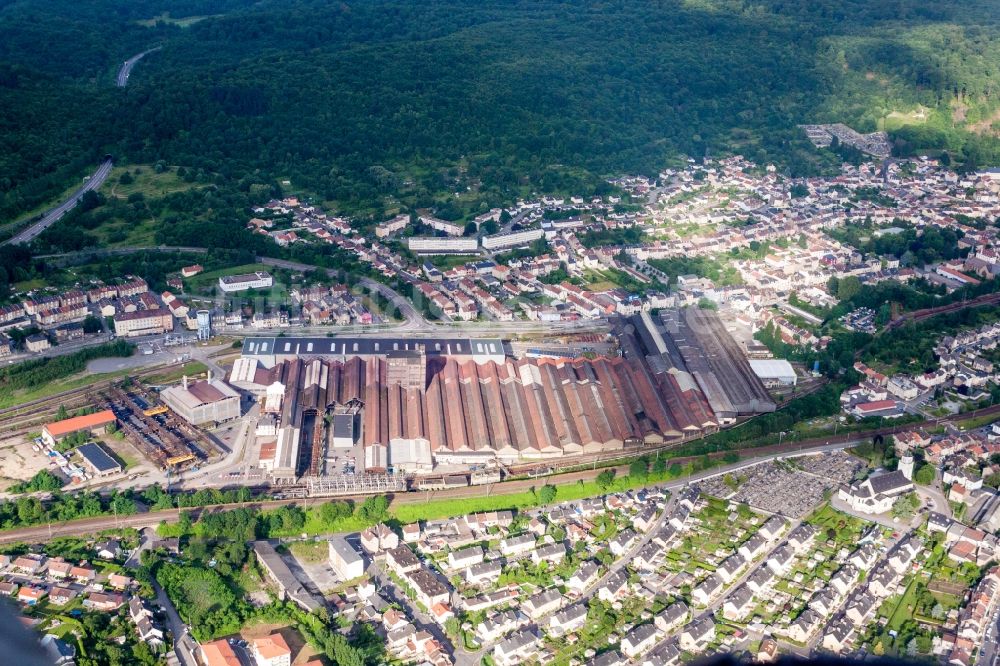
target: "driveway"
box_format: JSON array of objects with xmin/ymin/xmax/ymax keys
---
[{"xmin": 152, "ymin": 580, "xmax": 199, "ymax": 666}]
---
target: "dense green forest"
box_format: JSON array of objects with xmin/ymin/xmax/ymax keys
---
[{"xmin": 3, "ymin": 0, "xmax": 1000, "ymax": 230}]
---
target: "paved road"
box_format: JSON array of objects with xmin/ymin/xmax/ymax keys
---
[
  {"xmin": 4, "ymin": 47, "xmax": 159, "ymax": 247},
  {"xmin": 371, "ymin": 563, "xmax": 460, "ymax": 662},
  {"xmin": 982, "ymin": 602, "xmax": 1000, "ymax": 666},
  {"xmin": 4, "ymin": 158, "xmax": 114, "ymax": 245},
  {"xmin": 116, "ymin": 47, "xmax": 160, "ymax": 87},
  {"xmin": 259, "ymin": 256, "xmax": 426, "ymax": 328}
]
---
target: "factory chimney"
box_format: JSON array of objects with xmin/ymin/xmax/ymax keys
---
[{"xmin": 182, "ymin": 375, "xmax": 188, "ymax": 390}]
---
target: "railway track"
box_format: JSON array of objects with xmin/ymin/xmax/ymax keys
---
[
  {"xmin": 886, "ymin": 291, "xmax": 1000, "ymax": 330},
  {"xmin": 3, "ymin": 398, "xmax": 1000, "ymax": 545},
  {"xmin": 0, "ymin": 344, "xmax": 235, "ymax": 436},
  {"xmin": 0, "ymin": 361, "xmax": 205, "ymax": 439}
]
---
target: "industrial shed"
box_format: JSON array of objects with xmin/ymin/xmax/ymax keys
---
[
  {"xmin": 748, "ymin": 359, "xmax": 797, "ymax": 387},
  {"xmin": 160, "ymin": 376, "xmax": 241, "ymax": 425},
  {"xmin": 76, "ymin": 442, "xmax": 122, "ymax": 476}
]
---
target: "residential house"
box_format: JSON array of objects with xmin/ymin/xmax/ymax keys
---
[
  {"xmin": 691, "ymin": 574, "xmax": 723, "ymax": 605},
  {"xmin": 766, "ymin": 545, "xmax": 795, "ymax": 575},
  {"xmin": 531, "ymin": 542, "xmax": 566, "ymax": 566},
  {"xmin": 84, "ymin": 592, "xmax": 125, "ymax": 611},
  {"xmin": 679, "ymin": 616, "xmax": 716, "ymax": 653},
  {"xmin": 654, "ymin": 602, "xmax": 689, "ymax": 634},
  {"xmin": 18, "ymin": 586, "xmax": 46, "ymax": 606},
  {"xmin": 738, "ymin": 534, "xmax": 768, "ymax": 561},
  {"xmin": 759, "ymin": 515, "xmax": 787, "ymax": 541},
  {"xmin": 822, "ymin": 615, "xmax": 855, "ymax": 653},
  {"xmin": 493, "ymin": 630, "xmax": 540, "ymax": 666},
  {"xmin": 447, "ymin": 545, "xmax": 484, "ymax": 571},
  {"xmin": 548, "ymin": 604, "xmax": 588, "ymax": 637},
  {"xmin": 524, "ymin": 589, "xmax": 562, "ymax": 620},
  {"xmin": 386, "ymin": 545, "xmax": 422, "ymax": 575},
  {"xmin": 48, "ymin": 586, "xmax": 76, "ymax": 606},
  {"xmin": 622, "ymin": 624, "xmax": 658, "ymax": 659},
  {"xmin": 597, "ymin": 570, "xmax": 630, "ymax": 602},
  {"xmin": 567, "ymin": 560, "xmax": 600, "ymax": 596},
  {"xmin": 499, "ymin": 534, "xmax": 535, "ymax": 558},
  {"xmin": 722, "ymin": 585, "xmax": 755, "ymax": 621},
  {"xmin": 717, "ymin": 553, "xmax": 746, "ymax": 584},
  {"xmin": 464, "ymin": 561, "xmax": 503, "ymax": 586}
]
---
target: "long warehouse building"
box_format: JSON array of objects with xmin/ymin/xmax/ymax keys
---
[
  {"xmin": 232, "ymin": 318, "xmax": 772, "ymax": 476},
  {"xmin": 618, "ymin": 308, "xmax": 776, "ymax": 422}
]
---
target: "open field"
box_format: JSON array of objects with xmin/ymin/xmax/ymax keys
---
[
  {"xmin": 886, "ymin": 578, "xmax": 920, "ymax": 632},
  {"xmin": 287, "ymin": 540, "xmax": 328, "ymax": 564},
  {"xmin": 950, "ymin": 411, "xmax": 1000, "ymax": 431},
  {"xmin": 0, "ymin": 437, "xmax": 51, "ymax": 489},
  {"xmin": 142, "ymin": 361, "xmax": 209, "ymax": 386},
  {"xmin": 103, "ymin": 164, "xmax": 201, "ymax": 200},
  {"xmin": 882, "ymin": 106, "xmax": 931, "ymax": 131}
]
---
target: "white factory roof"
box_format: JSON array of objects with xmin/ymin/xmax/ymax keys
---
[
  {"xmin": 161, "ymin": 378, "xmax": 240, "ymax": 410},
  {"xmin": 748, "ymin": 359, "xmax": 796, "ymax": 379}
]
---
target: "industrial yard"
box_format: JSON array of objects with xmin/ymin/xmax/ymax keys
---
[{"xmin": 225, "ymin": 310, "xmax": 782, "ymax": 483}]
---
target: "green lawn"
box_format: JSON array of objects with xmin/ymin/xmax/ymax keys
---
[
  {"xmin": 886, "ymin": 578, "xmax": 919, "ymax": 632},
  {"xmin": 287, "ymin": 540, "xmax": 328, "ymax": 564},
  {"xmin": 142, "ymin": 361, "xmax": 209, "ymax": 386},
  {"xmin": 805, "ymin": 503, "xmax": 869, "ymax": 550},
  {"xmin": 102, "ymin": 165, "xmax": 201, "ymax": 201},
  {"xmin": 390, "ymin": 470, "xmax": 687, "ymax": 526},
  {"xmin": 952, "ymin": 412, "xmax": 1000, "ymax": 431}
]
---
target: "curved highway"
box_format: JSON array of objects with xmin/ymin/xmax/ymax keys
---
[
  {"xmin": 116, "ymin": 47, "xmax": 160, "ymax": 87},
  {"xmin": 4, "ymin": 47, "xmax": 159, "ymax": 247}
]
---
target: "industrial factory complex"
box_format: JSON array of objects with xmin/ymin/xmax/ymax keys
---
[{"xmin": 228, "ymin": 310, "xmax": 778, "ymax": 478}]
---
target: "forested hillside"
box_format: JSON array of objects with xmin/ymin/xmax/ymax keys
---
[{"xmin": 3, "ymin": 0, "xmax": 1000, "ymax": 224}]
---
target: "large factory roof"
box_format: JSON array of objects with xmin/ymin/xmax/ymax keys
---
[
  {"xmin": 242, "ymin": 336, "xmax": 505, "ymax": 367},
  {"xmin": 236, "ymin": 316, "xmax": 775, "ymax": 471},
  {"xmin": 249, "ymin": 353, "xmax": 718, "ymax": 471},
  {"xmin": 620, "ymin": 309, "xmax": 776, "ymax": 418}
]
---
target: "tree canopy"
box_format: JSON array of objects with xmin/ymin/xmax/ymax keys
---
[{"xmin": 3, "ymin": 0, "xmax": 1000, "ymax": 225}]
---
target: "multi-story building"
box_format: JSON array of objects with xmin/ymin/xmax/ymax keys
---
[
  {"xmin": 328, "ymin": 535, "xmax": 365, "ymax": 580},
  {"xmin": 251, "ymin": 634, "xmax": 291, "ymax": 666},
  {"xmin": 375, "ymin": 214, "xmax": 410, "ymax": 238},
  {"xmin": 113, "ymin": 310, "xmax": 173, "ymax": 337},
  {"xmin": 407, "ymin": 237, "xmax": 479, "ymax": 254},
  {"xmin": 418, "ymin": 215, "xmax": 465, "ymax": 236},
  {"xmin": 481, "ymin": 227, "xmax": 544, "ymax": 251}
]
